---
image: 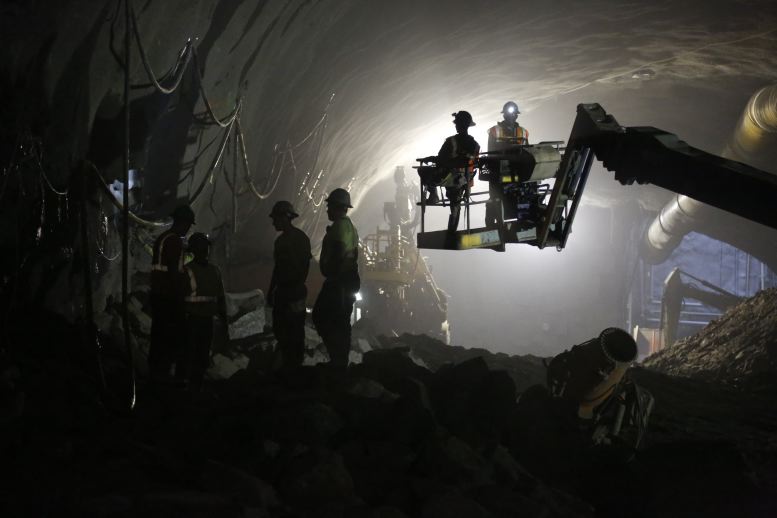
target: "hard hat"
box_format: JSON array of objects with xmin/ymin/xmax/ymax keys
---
[
  {"xmin": 502, "ymin": 101, "xmax": 520, "ymax": 115},
  {"xmin": 187, "ymin": 232, "xmax": 211, "ymax": 253},
  {"xmin": 172, "ymin": 204, "xmax": 196, "ymax": 224},
  {"xmin": 269, "ymin": 200, "xmax": 299, "ymax": 219},
  {"xmin": 452, "ymin": 111, "xmax": 476, "ymax": 127},
  {"xmin": 325, "ymin": 188, "xmax": 353, "ymax": 208}
]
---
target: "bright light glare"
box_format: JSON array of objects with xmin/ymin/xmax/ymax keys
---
[{"xmin": 355, "ymin": 291, "xmax": 363, "ymax": 301}]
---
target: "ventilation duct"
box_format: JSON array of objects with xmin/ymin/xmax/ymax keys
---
[{"xmin": 641, "ymin": 85, "xmax": 777, "ymax": 267}]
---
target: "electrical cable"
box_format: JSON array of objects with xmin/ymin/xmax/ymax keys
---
[
  {"xmin": 130, "ymin": 0, "xmax": 192, "ymax": 94},
  {"xmin": 238, "ymin": 118, "xmax": 285, "ymax": 200},
  {"xmin": 187, "ymin": 117, "xmax": 234, "ymax": 204},
  {"xmin": 191, "ymin": 46, "xmax": 242, "ymax": 128}
]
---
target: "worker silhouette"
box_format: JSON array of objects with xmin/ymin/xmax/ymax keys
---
[
  {"xmin": 268, "ymin": 200, "xmax": 311, "ymax": 369},
  {"xmin": 485, "ymin": 101, "xmax": 529, "ymax": 228},
  {"xmin": 312, "ymin": 188, "xmax": 360, "ymax": 367},
  {"xmin": 149, "ymin": 205, "xmax": 194, "ymax": 383},
  {"xmin": 182, "ymin": 232, "xmax": 227, "ymax": 391},
  {"xmin": 437, "ymin": 111, "xmax": 480, "ymax": 239}
]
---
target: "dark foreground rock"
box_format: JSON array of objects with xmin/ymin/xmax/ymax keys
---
[{"xmin": 1, "ymin": 308, "xmax": 776, "ymax": 517}]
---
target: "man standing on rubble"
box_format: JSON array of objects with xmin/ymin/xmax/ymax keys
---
[
  {"xmin": 268, "ymin": 201, "xmax": 311, "ymax": 368},
  {"xmin": 149, "ymin": 204, "xmax": 195, "ymax": 382},
  {"xmin": 182, "ymin": 232, "xmax": 228, "ymax": 390},
  {"xmin": 313, "ymin": 188, "xmax": 360, "ymax": 367}
]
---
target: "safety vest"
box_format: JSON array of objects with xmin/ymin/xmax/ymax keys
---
[
  {"xmin": 184, "ymin": 261, "xmax": 224, "ymax": 317},
  {"xmin": 442, "ymin": 135, "xmax": 480, "ymax": 186},
  {"xmin": 151, "ymin": 231, "xmax": 184, "ymax": 273},
  {"xmin": 151, "ymin": 230, "xmax": 185, "ymax": 298},
  {"xmin": 488, "ymin": 123, "xmax": 529, "ymax": 148},
  {"xmin": 320, "ymin": 216, "xmax": 360, "ymax": 288}
]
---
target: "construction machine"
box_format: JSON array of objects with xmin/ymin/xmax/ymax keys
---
[
  {"xmin": 415, "ymin": 103, "xmax": 777, "ymax": 251},
  {"xmin": 357, "ymin": 167, "xmax": 450, "ymax": 343},
  {"xmin": 659, "ymin": 267, "xmax": 743, "ymax": 349},
  {"xmin": 415, "ymin": 103, "xmax": 777, "ymax": 460}
]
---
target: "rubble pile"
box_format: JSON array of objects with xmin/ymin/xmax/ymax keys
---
[
  {"xmin": 644, "ymin": 287, "xmax": 777, "ymax": 389},
  {"xmin": 376, "ymin": 334, "xmax": 547, "ymax": 392},
  {"xmin": 2, "ymin": 292, "xmax": 776, "ymax": 516},
  {"xmin": 1, "ymin": 321, "xmax": 595, "ymax": 517}
]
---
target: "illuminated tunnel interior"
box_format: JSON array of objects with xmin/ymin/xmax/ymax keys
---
[
  {"xmin": 2, "ymin": 1, "xmax": 777, "ymax": 515},
  {"xmin": 4, "ymin": 0, "xmax": 776, "ymax": 354}
]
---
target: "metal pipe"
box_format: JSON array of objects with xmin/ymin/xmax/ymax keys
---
[
  {"xmin": 122, "ymin": 0, "xmax": 136, "ymax": 410},
  {"xmin": 641, "ymin": 85, "xmax": 777, "ymax": 266}
]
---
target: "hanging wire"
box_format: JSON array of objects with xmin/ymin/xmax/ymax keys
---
[
  {"xmin": 130, "ymin": 0, "xmax": 241, "ymax": 127},
  {"xmin": 96, "ymin": 207, "xmax": 121, "ymax": 261},
  {"xmin": 130, "ymin": 0, "xmax": 192, "ymax": 94},
  {"xmin": 288, "ymin": 92, "xmax": 335, "ymax": 150},
  {"xmin": 37, "ymin": 159, "xmax": 69, "ymax": 196},
  {"xmin": 238, "ymin": 118, "xmax": 286, "ymax": 200},
  {"xmin": 187, "ymin": 116, "xmax": 235, "ymax": 204},
  {"xmin": 191, "ymin": 46, "xmax": 242, "ymax": 128}
]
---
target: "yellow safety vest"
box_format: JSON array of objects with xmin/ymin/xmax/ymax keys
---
[
  {"xmin": 488, "ymin": 123, "xmax": 529, "ymax": 147},
  {"xmin": 184, "ymin": 261, "xmax": 224, "ymax": 317},
  {"xmin": 320, "ymin": 216, "xmax": 359, "ymax": 284}
]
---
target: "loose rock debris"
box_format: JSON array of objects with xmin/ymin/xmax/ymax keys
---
[
  {"xmin": 1, "ymin": 289, "xmax": 776, "ymax": 517},
  {"xmin": 645, "ymin": 287, "xmax": 777, "ymax": 390}
]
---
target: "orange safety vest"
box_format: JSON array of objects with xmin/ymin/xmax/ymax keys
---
[
  {"xmin": 446, "ymin": 136, "xmax": 479, "ymax": 186},
  {"xmin": 151, "ymin": 231, "xmax": 184, "ymax": 273},
  {"xmin": 150, "ymin": 230, "xmax": 185, "ymax": 299},
  {"xmin": 488, "ymin": 123, "xmax": 529, "ymax": 147}
]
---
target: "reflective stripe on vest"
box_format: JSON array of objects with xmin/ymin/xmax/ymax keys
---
[
  {"xmin": 493, "ymin": 124, "xmax": 528, "ymax": 144},
  {"xmin": 185, "ymin": 268, "xmax": 202, "ymax": 302},
  {"xmin": 447, "ymin": 137, "xmax": 477, "ymax": 177},
  {"xmin": 184, "ymin": 265, "xmax": 220, "ymax": 303},
  {"xmin": 152, "ymin": 233, "xmax": 183, "ymax": 272},
  {"xmin": 185, "ymin": 295, "xmax": 217, "ymax": 302}
]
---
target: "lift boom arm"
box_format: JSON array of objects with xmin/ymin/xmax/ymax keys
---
[{"xmin": 565, "ymin": 104, "xmax": 777, "ymax": 231}]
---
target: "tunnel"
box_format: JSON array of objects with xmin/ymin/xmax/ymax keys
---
[{"xmin": 1, "ymin": 1, "xmax": 777, "ymax": 516}]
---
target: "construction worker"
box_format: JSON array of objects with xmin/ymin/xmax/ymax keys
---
[
  {"xmin": 149, "ymin": 204, "xmax": 195, "ymax": 382},
  {"xmin": 488, "ymin": 101, "xmax": 529, "ymax": 151},
  {"xmin": 182, "ymin": 232, "xmax": 227, "ymax": 390},
  {"xmin": 312, "ymin": 188, "xmax": 360, "ymax": 367},
  {"xmin": 268, "ymin": 200, "xmax": 311, "ymax": 369},
  {"xmin": 486, "ymin": 101, "xmax": 529, "ymax": 227},
  {"xmin": 437, "ymin": 110, "xmax": 480, "ymax": 236}
]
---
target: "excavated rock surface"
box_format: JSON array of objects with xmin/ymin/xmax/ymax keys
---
[
  {"xmin": 377, "ymin": 334, "xmax": 547, "ymax": 393},
  {"xmin": 3, "ymin": 307, "xmax": 777, "ymax": 517},
  {"xmin": 644, "ymin": 288, "xmax": 777, "ymax": 389}
]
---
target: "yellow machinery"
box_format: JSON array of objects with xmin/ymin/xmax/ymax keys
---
[{"xmin": 357, "ymin": 168, "xmax": 450, "ymax": 343}]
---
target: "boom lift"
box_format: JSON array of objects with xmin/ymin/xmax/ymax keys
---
[{"xmin": 415, "ymin": 103, "xmax": 777, "ymax": 251}]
